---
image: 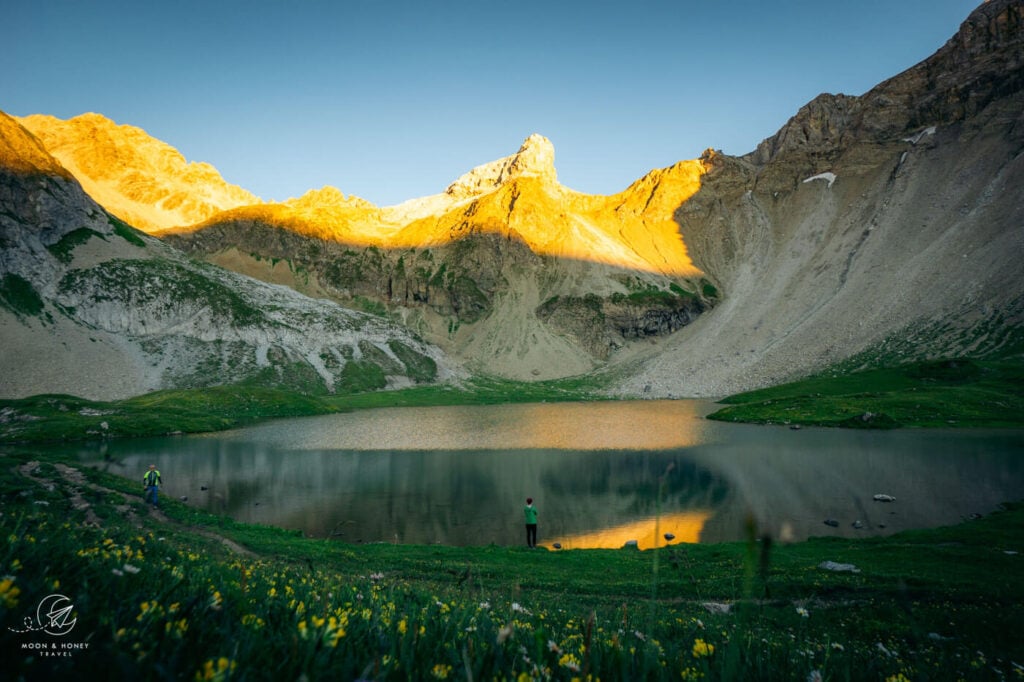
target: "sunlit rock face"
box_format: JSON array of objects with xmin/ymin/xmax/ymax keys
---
[
  {"xmin": 154, "ymin": 133, "xmax": 714, "ymax": 380},
  {"xmin": 17, "ymin": 113, "xmax": 261, "ymax": 232},
  {"xmin": 444, "ymin": 133, "xmax": 557, "ymax": 199},
  {"xmin": 0, "ymin": 112, "xmax": 459, "ymax": 401},
  {"xmin": 164, "ymin": 132, "xmax": 705, "ymax": 277}
]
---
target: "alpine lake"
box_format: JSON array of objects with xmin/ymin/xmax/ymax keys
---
[{"xmin": 49, "ymin": 400, "xmax": 1024, "ymax": 549}]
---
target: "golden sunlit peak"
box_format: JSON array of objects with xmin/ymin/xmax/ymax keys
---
[
  {"xmin": 13, "ymin": 111, "xmax": 709, "ymax": 277},
  {"xmin": 509, "ymin": 133, "xmax": 556, "ymax": 178},
  {"xmin": 288, "ymin": 185, "xmax": 375, "ymax": 209},
  {"xmin": 445, "ymin": 133, "xmax": 557, "ymax": 199}
]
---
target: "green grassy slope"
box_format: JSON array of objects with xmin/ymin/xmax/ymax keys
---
[{"xmin": 707, "ymin": 358, "xmax": 1024, "ymax": 429}]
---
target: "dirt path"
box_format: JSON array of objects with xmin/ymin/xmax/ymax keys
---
[{"xmin": 17, "ymin": 460, "xmax": 258, "ymax": 558}]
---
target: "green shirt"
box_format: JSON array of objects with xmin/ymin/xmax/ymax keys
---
[
  {"xmin": 524, "ymin": 504, "xmax": 537, "ymax": 524},
  {"xmin": 143, "ymin": 469, "xmax": 161, "ymax": 487}
]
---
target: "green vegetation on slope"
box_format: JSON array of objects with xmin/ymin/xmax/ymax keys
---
[
  {"xmin": 57, "ymin": 258, "xmax": 267, "ymax": 327},
  {"xmin": 45, "ymin": 226, "xmax": 104, "ymax": 263},
  {"xmin": 387, "ymin": 340, "xmax": 438, "ymax": 383},
  {"xmin": 0, "ymin": 376, "xmax": 608, "ymax": 444},
  {"xmin": 0, "ymin": 388, "xmax": 334, "ymax": 443},
  {"xmin": 707, "ymin": 357, "xmax": 1024, "ymax": 429},
  {"xmin": 1, "ymin": 449, "xmax": 1021, "ymax": 680},
  {"xmin": 0, "ymin": 273, "xmax": 45, "ymax": 318},
  {"xmin": 107, "ymin": 213, "xmax": 147, "ymax": 247}
]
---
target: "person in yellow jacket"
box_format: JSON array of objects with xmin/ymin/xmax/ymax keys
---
[
  {"xmin": 143, "ymin": 464, "xmax": 161, "ymax": 507},
  {"xmin": 524, "ymin": 497, "xmax": 538, "ymax": 548}
]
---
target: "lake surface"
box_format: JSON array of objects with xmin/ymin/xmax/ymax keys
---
[{"xmin": 51, "ymin": 401, "xmax": 1024, "ymax": 547}]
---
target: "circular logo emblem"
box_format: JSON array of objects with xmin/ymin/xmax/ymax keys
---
[{"xmin": 37, "ymin": 594, "xmax": 77, "ymax": 636}]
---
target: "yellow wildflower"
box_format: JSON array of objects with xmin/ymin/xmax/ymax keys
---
[
  {"xmin": 241, "ymin": 614, "xmax": 264, "ymax": 629},
  {"xmin": 398, "ymin": 617, "xmax": 408, "ymax": 635},
  {"xmin": 0, "ymin": 578, "xmax": 21, "ymax": 608},
  {"xmin": 165, "ymin": 618, "xmax": 188, "ymax": 638},
  {"xmin": 195, "ymin": 657, "xmax": 236, "ymax": 682},
  {"xmin": 692, "ymin": 639, "xmax": 715, "ymax": 658},
  {"xmin": 137, "ymin": 600, "xmax": 159, "ymax": 622},
  {"xmin": 558, "ymin": 653, "xmax": 581, "ymax": 672},
  {"xmin": 431, "ymin": 663, "xmax": 452, "ymax": 679},
  {"xmin": 324, "ymin": 614, "xmax": 348, "ymax": 647}
]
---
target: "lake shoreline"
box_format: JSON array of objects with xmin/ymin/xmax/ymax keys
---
[{"xmin": 34, "ymin": 401, "xmax": 1024, "ymax": 547}]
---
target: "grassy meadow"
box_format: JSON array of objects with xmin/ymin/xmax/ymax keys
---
[
  {"xmin": 1, "ymin": 447, "xmax": 1022, "ymax": 681},
  {"xmin": 707, "ymin": 358, "xmax": 1024, "ymax": 429}
]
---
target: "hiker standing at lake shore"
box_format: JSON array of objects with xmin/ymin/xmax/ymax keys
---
[{"xmin": 524, "ymin": 497, "xmax": 538, "ymax": 548}]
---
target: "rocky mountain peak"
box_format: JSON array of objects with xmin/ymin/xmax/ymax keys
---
[
  {"xmin": 445, "ymin": 133, "xmax": 557, "ymax": 199},
  {"xmin": 746, "ymin": 0, "xmax": 1023, "ymax": 170},
  {"xmin": 508, "ymin": 133, "xmax": 557, "ymax": 178},
  {"xmin": 16, "ymin": 112, "xmax": 261, "ymax": 233},
  {"xmin": 0, "ymin": 112, "xmax": 73, "ymax": 180},
  {"xmin": 287, "ymin": 185, "xmax": 375, "ymax": 211}
]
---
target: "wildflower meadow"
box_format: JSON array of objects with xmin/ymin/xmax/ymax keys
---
[{"xmin": 1, "ymin": 453, "xmax": 1022, "ymax": 680}]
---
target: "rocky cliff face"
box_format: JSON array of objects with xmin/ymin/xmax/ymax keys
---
[
  {"xmin": 619, "ymin": 0, "xmax": 1024, "ymax": 396},
  {"xmin": 744, "ymin": 0, "xmax": 1023, "ymax": 188},
  {"xmin": 0, "ymin": 113, "xmax": 459, "ymax": 400}
]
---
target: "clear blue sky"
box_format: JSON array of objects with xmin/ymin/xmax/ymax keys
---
[{"xmin": 3, "ymin": 0, "xmax": 978, "ymax": 206}]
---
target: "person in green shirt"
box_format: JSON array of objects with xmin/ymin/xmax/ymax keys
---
[
  {"xmin": 143, "ymin": 464, "xmax": 161, "ymax": 507},
  {"xmin": 524, "ymin": 497, "xmax": 538, "ymax": 548}
]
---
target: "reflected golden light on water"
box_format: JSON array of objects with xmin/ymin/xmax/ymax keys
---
[
  {"xmin": 504, "ymin": 400, "xmax": 711, "ymax": 450},
  {"xmin": 542, "ymin": 510, "xmax": 712, "ymax": 550},
  {"xmin": 239, "ymin": 400, "xmax": 716, "ymax": 451}
]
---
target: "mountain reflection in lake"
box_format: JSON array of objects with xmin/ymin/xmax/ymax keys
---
[{"xmin": 65, "ymin": 401, "xmax": 1024, "ymax": 546}]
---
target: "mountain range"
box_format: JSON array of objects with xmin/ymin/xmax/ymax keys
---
[{"xmin": 2, "ymin": 0, "xmax": 1022, "ymax": 402}]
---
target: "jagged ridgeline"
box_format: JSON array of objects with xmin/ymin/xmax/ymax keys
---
[
  {"xmin": 156, "ymin": 135, "xmax": 720, "ymax": 376},
  {"xmin": 3, "ymin": 0, "xmax": 1023, "ymax": 402},
  {"xmin": 0, "ymin": 111, "xmax": 456, "ymax": 401}
]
